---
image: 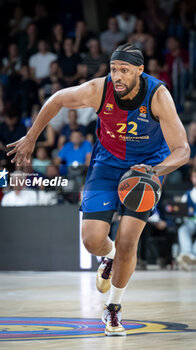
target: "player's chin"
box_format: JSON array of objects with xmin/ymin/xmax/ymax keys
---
[{"xmin": 114, "ymin": 89, "xmax": 128, "ymax": 97}]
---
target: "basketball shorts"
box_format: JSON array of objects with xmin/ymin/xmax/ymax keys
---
[{"xmin": 81, "ymin": 161, "xmax": 164, "ymax": 224}]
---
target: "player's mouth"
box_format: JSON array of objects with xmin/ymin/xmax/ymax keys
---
[{"xmin": 114, "ymin": 83, "xmax": 126, "ymax": 92}]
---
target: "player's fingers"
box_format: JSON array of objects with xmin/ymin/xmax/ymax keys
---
[
  {"xmin": 25, "ymin": 153, "xmax": 31, "ymax": 163},
  {"xmin": 6, "ymin": 147, "xmax": 17, "ymax": 156},
  {"xmin": 6, "ymin": 141, "xmax": 19, "ymax": 148},
  {"xmin": 131, "ymin": 164, "xmax": 153, "ymax": 172},
  {"xmin": 130, "ymin": 164, "xmax": 143, "ymax": 169},
  {"xmin": 130, "ymin": 164, "xmax": 140, "ymax": 168},
  {"xmin": 10, "ymin": 153, "xmax": 18, "ymax": 164},
  {"xmin": 11, "ymin": 151, "xmax": 23, "ymax": 165},
  {"xmin": 16, "ymin": 156, "xmax": 24, "ymax": 166}
]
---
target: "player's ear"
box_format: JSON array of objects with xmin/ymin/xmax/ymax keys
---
[{"xmin": 138, "ymin": 65, "xmax": 144, "ymax": 76}]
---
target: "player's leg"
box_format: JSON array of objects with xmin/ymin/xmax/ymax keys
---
[
  {"xmin": 102, "ymin": 213, "xmax": 148, "ymax": 336},
  {"xmin": 82, "ymin": 210, "xmax": 116, "ymax": 293},
  {"xmin": 82, "ymin": 218, "xmax": 113, "ymax": 257},
  {"xmin": 81, "ymin": 161, "xmax": 122, "ymax": 292},
  {"xmin": 111, "ymin": 215, "xmax": 146, "ymax": 288}
]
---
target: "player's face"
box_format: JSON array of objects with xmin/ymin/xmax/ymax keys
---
[{"xmin": 110, "ymin": 61, "xmax": 143, "ymax": 98}]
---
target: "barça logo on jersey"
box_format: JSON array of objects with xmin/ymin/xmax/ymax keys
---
[{"xmin": 106, "ymin": 103, "xmax": 113, "ymax": 112}]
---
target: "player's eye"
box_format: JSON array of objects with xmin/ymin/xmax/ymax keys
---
[{"xmin": 122, "ymin": 68, "xmax": 128, "ymax": 73}]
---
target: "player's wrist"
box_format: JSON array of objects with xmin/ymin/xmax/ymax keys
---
[
  {"xmin": 26, "ymin": 129, "xmax": 38, "ymax": 143},
  {"xmin": 152, "ymin": 167, "xmax": 158, "ymax": 176}
]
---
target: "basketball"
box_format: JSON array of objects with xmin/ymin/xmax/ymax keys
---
[{"xmin": 118, "ymin": 166, "xmax": 162, "ymax": 212}]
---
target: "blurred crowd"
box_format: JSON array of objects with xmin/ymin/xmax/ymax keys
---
[{"xmin": 0, "ymin": 0, "xmax": 196, "ymax": 269}]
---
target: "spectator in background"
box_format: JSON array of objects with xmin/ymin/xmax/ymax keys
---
[
  {"xmin": 187, "ymin": 121, "xmax": 196, "ymax": 164},
  {"xmin": 0, "ymin": 61, "xmax": 9, "ymax": 87},
  {"xmin": 9, "ymin": 6, "xmax": 31, "ymax": 39},
  {"xmin": 86, "ymin": 119, "xmax": 97, "ymax": 145},
  {"xmin": 38, "ymin": 61, "xmax": 64, "ymax": 104},
  {"xmin": 158, "ymin": 0, "xmax": 178, "ymax": 16},
  {"xmin": 1, "ymin": 171, "xmax": 38, "ymax": 206},
  {"xmin": 38, "ymin": 163, "xmax": 58, "ymax": 206},
  {"xmin": 55, "ymin": 130, "xmax": 92, "ymax": 175},
  {"xmin": 0, "ymin": 84, "xmax": 10, "ymax": 120},
  {"xmin": 115, "ymin": 9, "xmax": 137, "ymax": 36},
  {"xmin": 74, "ymin": 20, "xmax": 93, "ymax": 55},
  {"xmin": 29, "ymin": 40, "xmax": 57, "ymax": 84},
  {"xmin": 138, "ymin": 207, "xmax": 172, "ymax": 270},
  {"xmin": 58, "ymin": 37, "xmax": 82, "ymax": 86},
  {"xmin": 100, "ymin": 17, "xmax": 126, "ymax": 56},
  {"xmin": 2, "ymin": 43, "xmax": 22, "ymax": 76},
  {"xmin": 127, "ymin": 18, "xmax": 151, "ymax": 50},
  {"xmin": 17, "ymin": 65, "xmax": 38, "ymax": 117},
  {"xmin": 22, "ymin": 104, "xmax": 55, "ymax": 150},
  {"xmin": 50, "ymin": 23, "xmax": 65, "ymax": 55},
  {"xmin": 33, "ymin": 2, "xmax": 51, "ymax": 40},
  {"xmin": 140, "ymin": 0, "xmax": 168, "ymax": 43},
  {"xmin": 2, "ymin": 43, "xmax": 22, "ymax": 107},
  {"xmin": 58, "ymin": 109, "xmax": 87, "ymax": 150},
  {"xmin": 32, "ymin": 146, "xmax": 51, "ymax": 175},
  {"xmin": 19, "ymin": 22, "xmax": 38, "ymax": 64},
  {"xmin": 143, "ymin": 35, "xmax": 163, "ymax": 69},
  {"xmin": 78, "ymin": 38, "xmax": 109, "ymax": 80},
  {"xmin": 19, "ymin": 158, "xmax": 58, "ymax": 205},
  {"xmin": 168, "ymin": 0, "xmax": 194, "ymax": 48},
  {"xmin": 176, "ymin": 167, "xmax": 196, "ymax": 270},
  {"xmin": 164, "ymin": 36, "xmax": 189, "ymax": 75},
  {"xmin": 0, "ymin": 107, "xmax": 26, "ymax": 169},
  {"xmin": 49, "ymin": 104, "xmax": 97, "ymax": 138},
  {"xmin": 147, "ymin": 58, "xmax": 172, "ymax": 90}
]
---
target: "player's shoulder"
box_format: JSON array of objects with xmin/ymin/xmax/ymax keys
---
[
  {"xmin": 78, "ymin": 77, "xmax": 106, "ymax": 110},
  {"xmin": 153, "ymin": 84, "xmax": 172, "ymax": 104},
  {"xmin": 85, "ymin": 77, "xmax": 106, "ymax": 92},
  {"xmin": 151, "ymin": 82, "xmax": 176, "ymax": 119},
  {"xmin": 77, "ymin": 76, "xmax": 106, "ymax": 98}
]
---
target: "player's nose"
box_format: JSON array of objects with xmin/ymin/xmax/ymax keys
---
[{"xmin": 113, "ymin": 71, "xmax": 122, "ymax": 81}]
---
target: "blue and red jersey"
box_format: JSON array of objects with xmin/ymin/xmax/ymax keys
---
[{"xmin": 94, "ymin": 72, "xmax": 170, "ymax": 168}]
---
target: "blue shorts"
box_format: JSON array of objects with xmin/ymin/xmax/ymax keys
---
[
  {"xmin": 81, "ymin": 140, "xmax": 165, "ymax": 223},
  {"xmin": 81, "ymin": 146, "xmax": 164, "ymax": 223}
]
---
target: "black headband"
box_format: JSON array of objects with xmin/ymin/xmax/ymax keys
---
[{"xmin": 110, "ymin": 50, "xmax": 144, "ymax": 66}]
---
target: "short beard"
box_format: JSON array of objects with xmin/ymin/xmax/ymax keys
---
[{"xmin": 114, "ymin": 76, "xmax": 137, "ymax": 98}]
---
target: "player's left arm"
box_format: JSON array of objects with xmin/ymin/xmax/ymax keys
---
[{"xmin": 151, "ymin": 85, "xmax": 190, "ymax": 176}]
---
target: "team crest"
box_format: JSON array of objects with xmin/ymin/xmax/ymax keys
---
[
  {"xmin": 106, "ymin": 103, "xmax": 113, "ymax": 112},
  {"xmin": 139, "ymin": 106, "xmax": 147, "ymax": 117}
]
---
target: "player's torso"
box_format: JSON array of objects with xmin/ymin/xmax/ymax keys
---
[{"xmin": 96, "ymin": 72, "xmax": 170, "ymax": 164}]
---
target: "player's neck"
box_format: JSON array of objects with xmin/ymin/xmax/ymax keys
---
[{"xmin": 121, "ymin": 79, "xmax": 140, "ymax": 101}]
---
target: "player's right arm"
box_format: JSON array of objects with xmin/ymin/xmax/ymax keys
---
[{"xmin": 6, "ymin": 78, "xmax": 104, "ymax": 165}]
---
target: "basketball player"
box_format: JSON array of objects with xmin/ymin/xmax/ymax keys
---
[{"xmin": 7, "ymin": 44, "xmax": 190, "ymax": 336}]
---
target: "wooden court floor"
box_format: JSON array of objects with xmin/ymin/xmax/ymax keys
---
[{"xmin": 0, "ymin": 269, "xmax": 196, "ymax": 349}]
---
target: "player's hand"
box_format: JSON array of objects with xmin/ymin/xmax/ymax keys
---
[
  {"xmin": 6, "ymin": 135, "xmax": 35, "ymax": 165},
  {"xmin": 130, "ymin": 164, "xmax": 156, "ymax": 174}
]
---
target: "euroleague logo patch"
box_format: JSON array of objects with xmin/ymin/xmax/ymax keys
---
[
  {"xmin": 0, "ymin": 317, "xmax": 195, "ymax": 341},
  {"xmin": 139, "ymin": 105, "xmax": 147, "ymax": 115}
]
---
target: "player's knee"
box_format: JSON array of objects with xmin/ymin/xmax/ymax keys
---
[
  {"xmin": 82, "ymin": 235, "xmax": 98, "ymax": 254},
  {"xmin": 117, "ymin": 235, "xmax": 138, "ymax": 257},
  {"xmin": 82, "ymin": 224, "xmax": 102, "ymax": 254}
]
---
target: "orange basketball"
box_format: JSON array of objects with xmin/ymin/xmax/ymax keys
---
[{"xmin": 118, "ymin": 166, "xmax": 162, "ymax": 212}]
